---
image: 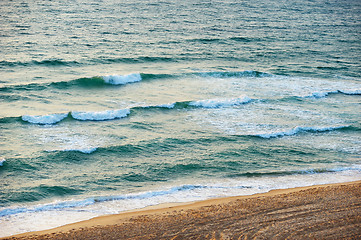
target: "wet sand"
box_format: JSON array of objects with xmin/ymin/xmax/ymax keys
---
[{"xmin": 4, "ymin": 181, "xmax": 361, "ymax": 240}]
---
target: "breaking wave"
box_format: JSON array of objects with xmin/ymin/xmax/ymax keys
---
[
  {"xmin": 1, "ymin": 163, "xmax": 360, "ymax": 218},
  {"xmin": 255, "ymin": 126, "xmax": 350, "ymax": 139},
  {"xmin": 18, "ymin": 96, "xmax": 253, "ymax": 125},
  {"xmin": 0, "ymin": 71, "xmax": 270, "ymax": 93},
  {"xmin": 21, "ymin": 113, "xmax": 68, "ymax": 125},
  {"xmin": 0, "ymin": 73, "xmax": 145, "ymax": 93},
  {"xmin": 102, "ymin": 73, "xmax": 142, "ymax": 85},
  {"xmin": 21, "ymin": 109, "xmax": 130, "ymax": 125},
  {"xmin": 0, "ymin": 59, "xmax": 80, "ymax": 67},
  {"xmin": 305, "ymin": 89, "xmax": 361, "ymax": 98},
  {"xmin": 189, "ymin": 96, "xmax": 252, "ymax": 108},
  {"xmin": 46, "ymin": 148, "xmax": 98, "ymax": 154},
  {"xmin": 0, "ymin": 158, "xmax": 5, "ymax": 167},
  {"xmin": 71, "ymin": 109, "xmax": 131, "ymax": 121}
]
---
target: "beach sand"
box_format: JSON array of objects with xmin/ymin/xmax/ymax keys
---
[{"xmin": 3, "ymin": 181, "xmax": 361, "ymax": 240}]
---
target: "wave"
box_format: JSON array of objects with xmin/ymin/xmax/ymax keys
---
[
  {"xmin": 137, "ymin": 102, "xmax": 177, "ymax": 109},
  {"xmin": 183, "ymin": 36, "xmax": 260, "ymax": 44},
  {"xmin": 46, "ymin": 148, "xmax": 98, "ymax": 154},
  {"xmin": 20, "ymin": 109, "xmax": 130, "ymax": 125},
  {"xmin": 189, "ymin": 96, "xmax": 252, "ymax": 108},
  {"xmin": 305, "ymin": 89, "xmax": 361, "ymax": 98},
  {"xmin": 2, "ymin": 71, "xmax": 360, "ymax": 102},
  {"xmin": 21, "ymin": 113, "xmax": 69, "ymax": 125},
  {"xmin": 194, "ymin": 70, "xmax": 272, "ymax": 78},
  {"xmin": 51, "ymin": 73, "xmax": 145, "ymax": 88},
  {"xmin": 0, "ymin": 72, "xmax": 177, "ymax": 95},
  {"xmin": 0, "ymin": 71, "xmax": 270, "ymax": 93},
  {"xmin": 8, "ymin": 89, "xmax": 360, "ymax": 126},
  {"xmin": 227, "ymin": 166, "xmax": 361, "ymax": 178},
  {"xmin": 255, "ymin": 125, "xmax": 350, "ymax": 139},
  {"xmin": 0, "ymin": 158, "xmax": 5, "ymax": 167},
  {"xmin": 0, "ymin": 116, "xmax": 22, "ymax": 124},
  {"xmin": 71, "ymin": 109, "xmax": 130, "ymax": 121},
  {"xmin": 0, "ymin": 73, "xmax": 145, "ymax": 93},
  {"xmin": 339, "ymin": 89, "xmax": 361, "ymax": 95},
  {"xmin": 0, "ymin": 185, "xmax": 210, "ymax": 217},
  {"xmin": 0, "ymin": 59, "xmax": 80, "ymax": 67},
  {"xmin": 45, "ymin": 125, "xmax": 359, "ymax": 158},
  {"xmin": 97, "ymin": 56, "xmax": 176, "ymax": 64},
  {"xmin": 0, "ymin": 56, "xmax": 178, "ymax": 69},
  {"xmin": 19, "ymin": 96, "xmax": 253, "ymax": 125},
  {"xmin": 1, "ymin": 164, "xmax": 360, "ymax": 218},
  {"xmin": 102, "ymin": 73, "xmax": 142, "ymax": 85}
]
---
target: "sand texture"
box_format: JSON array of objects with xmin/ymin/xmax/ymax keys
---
[{"xmin": 4, "ymin": 181, "xmax": 361, "ymax": 240}]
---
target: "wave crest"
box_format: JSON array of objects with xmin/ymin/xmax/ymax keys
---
[
  {"xmin": 71, "ymin": 109, "xmax": 130, "ymax": 121},
  {"xmin": 305, "ymin": 89, "xmax": 361, "ymax": 98},
  {"xmin": 190, "ymin": 96, "xmax": 252, "ymax": 108},
  {"xmin": 0, "ymin": 158, "xmax": 5, "ymax": 167},
  {"xmin": 47, "ymin": 148, "xmax": 97, "ymax": 154},
  {"xmin": 102, "ymin": 73, "xmax": 142, "ymax": 85},
  {"xmin": 0, "ymin": 59, "xmax": 80, "ymax": 67},
  {"xmin": 256, "ymin": 126, "xmax": 349, "ymax": 139},
  {"xmin": 21, "ymin": 113, "xmax": 68, "ymax": 125}
]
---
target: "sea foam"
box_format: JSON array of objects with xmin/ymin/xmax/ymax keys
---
[
  {"xmin": 64, "ymin": 148, "xmax": 97, "ymax": 154},
  {"xmin": 189, "ymin": 96, "xmax": 252, "ymax": 108},
  {"xmin": 339, "ymin": 89, "xmax": 361, "ymax": 95},
  {"xmin": 256, "ymin": 126, "xmax": 347, "ymax": 139},
  {"xmin": 308, "ymin": 91, "xmax": 337, "ymax": 98},
  {"xmin": 1, "ymin": 165, "xmax": 360, "ymax": 237},
  {"xmin": 141, "ymin": 103, "xmax": 176, "ymax": 109},
  {"xmin": 71, "ymin": 109, "xmax": 130, "ymax": 121},
  {"xmin": 21, "ymin": 113, "xmax": 68, "ymax": 125},
  {"xmin": 102, "ymin": 73, "xmax": 142, "ymax": 85},
  {"xmin": 155, "ymin": 103, "xmax": 176, "ymax": 108},
  {"xmin": 46, "ymin": 148, "xmax": 97, "ymax": 154},
  {"xmin": 305, "ymin": 89, "xmax": 361, "ymax": 98},
  {"xmin": 0, "ymin": 158, "xmax": 5, "ymax": 166}
]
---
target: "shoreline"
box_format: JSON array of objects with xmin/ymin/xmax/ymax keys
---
[{"xmin": 3, "ymin": 180, "xmax": 361, "ymax": 239}]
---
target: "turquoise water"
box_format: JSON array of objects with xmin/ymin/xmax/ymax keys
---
[{"xmin": 1, "ymin": 0, "xmax": 361, "ymax": 236}]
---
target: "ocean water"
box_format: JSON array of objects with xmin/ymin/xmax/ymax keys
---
[{"xmin": 1, "ymin": 0, "xmax": 361, "ymax": 237}]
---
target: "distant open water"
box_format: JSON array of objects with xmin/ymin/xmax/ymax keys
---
[{"xmin": 1, "ymin": 0, "xmax": 361, "ymax": 237}]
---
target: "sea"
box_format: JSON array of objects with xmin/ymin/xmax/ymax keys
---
[{"xmin": 1, "ymin": 0, "xmax": 360, "ymax": 237}]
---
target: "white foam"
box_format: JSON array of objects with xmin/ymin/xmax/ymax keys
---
[
  {"xmin": 1, "ymin": 166, "xmax": 360, "ymax": 238},
  {"xmin": 21, "ymin": 113, "xmax": 68, "ymax": 125},
  {"xmin": 0, "ymin": 158, "xmax": 5, "ymax": 166},
  {"xmin": 66, "ymin": 148, "xmax": 97, "ymax": 154},
  {"xmin": 102, "ymin": 73, "xmax": 142, "ymax": 85},
  {"xmin": 190, "ymin": 96, "xmax": 252, "ymax": 108},
  {"xmin": 339, "ymin": 89, "xmax": 361, "ymax": 95},
  {"xmin": 71, "ymin": 109, "xmax": 130, "ymax": 121},
  {"xmin": 308, "ymin": 91, "xmax": 337, "ymax": 98},
  {"xmin": 40, "ymin": 130, "xmax": 102, "ymax": 154},
  {"xmin": 256, "ymin": 125, "xmax": 347, "ymax": 139},
  {"xmin": 139, "ymin": 102, "xmax": 176, "ymax": 109},
  {"xmin": 155, "ymin": 103, "xmax": 176, "ymax": 108},
  {"xmin": 47, "ymin": 148, "xmax": 97, "ymax": 154},
  {"xmin": 305, "ymin": 89, "xmax": 361, "ymax": 98}
]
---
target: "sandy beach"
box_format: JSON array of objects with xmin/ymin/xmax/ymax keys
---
[{"xmin": 3, "ymin": 180, "xmax": 360, "ymax": 240}]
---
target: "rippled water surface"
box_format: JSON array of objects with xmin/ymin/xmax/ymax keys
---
[{"xmin": 1, "ymin": 0, "xmax": 360, "ymax": 237}]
